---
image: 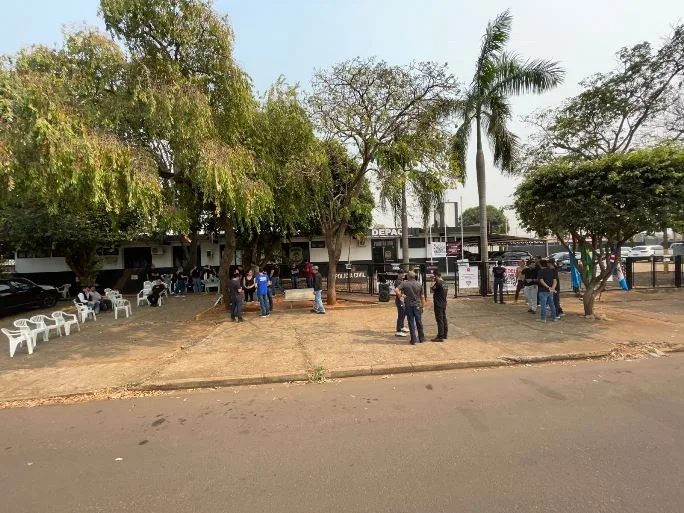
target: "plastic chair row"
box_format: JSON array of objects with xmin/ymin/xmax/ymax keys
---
[{"xmin": 2, "ymin": 312, "xmax": 80, "ymax": 357}]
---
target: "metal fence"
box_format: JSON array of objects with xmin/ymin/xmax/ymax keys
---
[{"xmin": 625, "ymin": 256, "xmax": 682, "ymax": 289}]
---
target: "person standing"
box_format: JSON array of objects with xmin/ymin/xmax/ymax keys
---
[
  {"xmin": 522, "ymin": 260, "xmax": 539, "ymax": 314},
  {"xmin": 256, "ymin": 268, "xmax": 271, "ymax": 317},
  {"xmin": 549, "ymin": 258, "xmax": 564, "ymax": 317},
  {"xmin": 242, "ymin": 270, "xmax": 256, "ymax": 303},
  {"xmin": 537, "ymin": 259, "xmax": 559, "ymax": 322},
  {"xmin": 190, "ymin": 265, "xmax": 202, "ymax": 293},
  {"xmin": 311, "ymin": 265, "xmax": 326, "ymax": 314},
  {"xmin": 305, "ymin": 260, "xmax": 314, "ymax": 288},
  {"xmin": 430, "ymin": 271, "xmax": 448, "ymax": 341},
  {"xmin": 394, "ymin": 271, "xmax": 425, "ymax": 345},
  {"xmin": 394, "ymin": 272, "xmax": 408, "ymax": 337},
  {"xmin": 290, "ymin": 262, "xmax": 300, "ymax": 289},
  {"xmin": 229, "ymin": 271, "xmax": 244, "ymax": 322},
  {"xmin": 492, "ymin": 260, "xmax": 506, "ymax": 304},
  {"xmin": 174, "ymin": 266, "xmax": 187, "ymax": 296},
  {"xmin": 270, "ymin": 266, "xmax": 280, "ymax": 294},
  {"xmin": 514, "ymin": 259, "xmax": 526, "ymax": 303}
]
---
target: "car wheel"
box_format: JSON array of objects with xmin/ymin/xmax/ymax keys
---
[{"xmin": 42, "ymin": 294, "xmax": 58, "ymax": 308}]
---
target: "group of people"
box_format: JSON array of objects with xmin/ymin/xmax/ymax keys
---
[
  {"xmin": 290, "ymin": 260, "xmax": 315, "ymax": 289},
  {"xmin": 76, "ymin": 286, "xmax": 113, "ymax": 314},
  {"xmin": 228, "ymin": 264, "xmax": 326, "ymax": 321},
  {"xmin": 393, "ymin": 270, "xmax": 448, "ymax": 345},
  {"xmin": 514, "ymin": 258, "xmax": 564, "ymax": 322},
  {"xmin": 155, "ymin": 264, "xmax": 217, "ymax": 296}
]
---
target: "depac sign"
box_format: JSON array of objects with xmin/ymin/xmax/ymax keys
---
[{"xmin": 370, "ymin": 228, "xmax": 402, "ymax": 238}]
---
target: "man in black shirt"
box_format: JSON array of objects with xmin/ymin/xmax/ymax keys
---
[
  {"xmin": 229, "ymin": 271, "xmax": 244, "ymax": 322},
  {"xmin": 548, "ymin": 258, "xmax": 564, "ymax": 317},
  {"xmin": 430, "ymin": 271, "xmax": 448, "ymax": 341},
  {"xmin": 492, "ymin": 260, "xmax": 506, "ymax": 304},
  {"xmin": 537, "ymin": 259, "xmax": 559, "ymax": 322},
  {"xmin": 522, "ymin": 260, "xmax": 539, "ymax": 313}
]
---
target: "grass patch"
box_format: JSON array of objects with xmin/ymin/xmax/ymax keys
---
[{"xmin": 308, "ymin": 365, "xmax": 328, "ymax": 383}]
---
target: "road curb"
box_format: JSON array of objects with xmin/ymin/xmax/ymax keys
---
[{"xmin": 499, "ymin": 351, "xmax": 612, "ymax": 364}]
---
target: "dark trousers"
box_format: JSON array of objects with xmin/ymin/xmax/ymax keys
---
[
  {"xmin": 306, "ymin": 276, "xmax": 313, "ymax": 288},
  {"xmin": 245, "ymin": 289, "xmax": 254, "ymax": 302},
  {"xmin": 406, "ymin": 305, "xmax": 425, "ymax": 343},
  {"xmin": 514, "ymin": 280, "xmax": 524, "ymax": 301},
  {"xmin": 395, "ymin": 300, "xmax": 405, "ymax": 332},
  {"xmin": 434, "ymin": 305, "xmax": 447, "ymax": 338},
  {"xmin": 553, "ymin": 289, "xmax": 563, "ymax": 314},
  {"xmin": 230, "ymin": 297, "xmax": 244, "ymax": 320},
  {"xmin": 494, "ymin": 278, "xmax": 504, "ymax": 303}
]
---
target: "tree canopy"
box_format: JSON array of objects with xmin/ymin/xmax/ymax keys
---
[
  {"xmin": 514, "ymin": 143, "xmax": 684, "ymax": 315},
  {"xmin": 461, "ymin": 205, "xmax": 508, "ymax": 234}
]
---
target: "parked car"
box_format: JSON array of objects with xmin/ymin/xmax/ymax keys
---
[
  {"xmin": 618, "ymin": 246, "xmax": 632, "ymax": 258},
  {"xmin": 547, "ymin": 251, "xmax": 569, "ymax": 262},
  {"xmin": 670, "ymin": 242, "xmax": 684, "ymax": 256},
  {"xmin": 0, "ymin": 277, "xmax": 60, "ymax": 316},
  {"xmin": 629, "ymin": 245, "xmax": 664, "ymax": 258},
  {"xmin": 557, "ymin": 252, "xmax": 583, "ymax": 271},
  {"xmin": 499, "ymin": 250, "xmax": 534, "ymax": 262}
]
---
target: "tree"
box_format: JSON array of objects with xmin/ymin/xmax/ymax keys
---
[
  {"xmin": 514, "ymin": 144, "xmax": 684, "ymax": 316},
  {"xmin": 0, "ymin": 30, "xmax": 163, "ymax": 282},
  {"xmin": 309, "ymin": 58, "xmax": 455, "ymax": 304},
  {"xmin": 376, "ymin": 119, "xmax": 460, "ymax": 267},
  {"xmin": 100, "ymin": 0, "xmax": 271, "ymax": 303},
  {"xmin": 461, "ymin": 205, "xmax": 508, "ymax": 234},
  {"xmin": 523, "ymin": 24, "xmax": 684, "ymax": 167},
  {"xmin": 450, "ymin": 10, "xmax": 564, "ymax": 260}
]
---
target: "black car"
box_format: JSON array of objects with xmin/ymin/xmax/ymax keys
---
[{"xmin": 0, "ymin": 277, "xmax": 60, "ymax": 316}]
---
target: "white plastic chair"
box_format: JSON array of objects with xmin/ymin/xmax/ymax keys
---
[
  {"xmin": 137, "ymin": 288, "xmax": 151, "ymax": 306},
  {"xmin": 13, "ymin": 319, "xmax": 50, "ymax": 345},
  {"xmin": 143, "ymin": 280, "xmax": 153, "ymax": 290},
  {"xmin": 57, "ymin": 283, "xmax": 71, "ymax": 299},
  {"xmin": 113, "ymin": 298, "xmax": 132, "ymax": 320},
  {"xmin": 73, "ymin": 300, "xmax": 96, "ymax": 323},
  {"xmin": 2, "ymin": 328, "xmax": 35, "ymax": 357},
  {"xmin": 51, "ymin": 311, "xmax": 80, "ymax": 335},
  {"xmin": 30, "ymin": 315, "xmax": 63, "ymax": 339}
]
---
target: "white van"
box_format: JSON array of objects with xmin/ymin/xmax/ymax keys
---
[{"xmin": 629, "ymin": 245, "xmax": 664, "ymax": 258}]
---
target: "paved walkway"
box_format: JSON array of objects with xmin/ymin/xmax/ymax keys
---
[{"xmin": 1, "ymin": 290, "xmax": 682, "ymax": 403}]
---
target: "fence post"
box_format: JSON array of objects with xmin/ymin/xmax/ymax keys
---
[
  {"xmin": 625, "ymin": 257, "xmax": 634, "ymax": 289},
  {"xmin": 675, "ymin": 255, "xmax": 682, "ymax": 288},
  {"xmin": 651, "ymin": 257, "xmax": 657, "ymax": 288}
]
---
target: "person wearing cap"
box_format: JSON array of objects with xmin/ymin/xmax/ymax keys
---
[
  {"xmin": 395, "ymin": 271, "xmax": 425, "ymax": 344},
  {"xmin": 312, "ymin": 265, "xmax": 326, "ymax": 314}
]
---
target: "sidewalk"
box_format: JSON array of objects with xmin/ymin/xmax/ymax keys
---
[{"xmin": 1, "ymin": 290, "xmax": 682, "ymax": 404}]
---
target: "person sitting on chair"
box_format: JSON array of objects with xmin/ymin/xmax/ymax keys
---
[
  {"xmin": 147, "ymin": 279, "xmax": 167, "ymax": 307},
  {"xmin": 77, "ymin": 286, "xmax": 100, "ymax": 314},
  {"xmin": 89, "ymin": 287, "xmax": 112, "ymax": 312}
]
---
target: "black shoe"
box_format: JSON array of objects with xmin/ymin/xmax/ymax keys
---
[
  {"xmin": 410, "ymin": 340, "xmax": 416, "ymax": 345},
  {"xmin": 418, "ymin": 340, "xmax": 425, "ymax": 343},
  {"xmin": 238, "ymin": 317, "xmax": 245, "ymax": 322},
  {"xmin": 431, "ymin": 337, "xmax": 444, "ymax": 342}
]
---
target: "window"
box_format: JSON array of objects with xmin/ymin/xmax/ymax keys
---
[
  {"xmin": 408, "ymin": 238, "xmax": 427, "ymax": 249},
  {"xmin": 310, "ymin": 240, "xmax": 325, "ymax": 249},
  {"xmin": 0, "ymin": 282, "xmax": 11, "ymax": 293},
  {"xmin": 10, "ymin": 279, "xmax": 32, "ymax": 292}
]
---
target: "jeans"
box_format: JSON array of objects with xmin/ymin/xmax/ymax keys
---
[
  {"xmin": 539, "ymin": 290, "xmax": 557, "ymax": 321},
  {"xmin": 257, "ymin": 293, "xmax": 269, "ymax": 315},
  {"xmin": 175, "ymin": 280, "xmax": 186, "ymax": 294},
  {"xmin": 272, "ymin": 276, "xmax": 280, "ymax": 292},
  {"xmin": 395, "ymin": 300, "xmax": 405, "ymax": 332},
  {"xmin": 553, "ymin": 289, "xmax": 563, "ymax": 314},
  {"xmin": 230, "ymin": 296, "xmax": 244, "ymax": 320},
  {"xmin": 268, "ymin": 287, "xmax": 273, "ymax": 310},
  {"xmin": 514, "ymin": 280, "xmax": 524, "ymax": 301},
  {"xmin": 313, "ymin": 289, "xmax": 325, "ymax": 312},
  {"xmin": 405, "ymin": 305, "xmax": 425, "ymax": 343},
  {"xmin": 493, "ymin": 278, "xmax": 504, "ymax": 303},
  {"xmin": 192, "ymin": 277, "xmax": 202, "ymax": 293},
  {"xmin": 524, "ymin": 285, "xmax": 538, "ymax": 311},
  {"xmin": 434, "ymin": 305, "xmax": 447, "ymax": 338},
  {"xmin": 88, "ymin": 301, "xmax": 100, "ymax": 314},
  {"xmin": 291, "ymin": 276, "xmax": 298, "ymax": 289}
]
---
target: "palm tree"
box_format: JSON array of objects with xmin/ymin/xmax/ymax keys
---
[{"xmin": 453, "ymin": 10, "xmax": 564, "ymax": 260}]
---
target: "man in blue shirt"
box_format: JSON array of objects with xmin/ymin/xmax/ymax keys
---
[{"xmin": 256, "ymin": 269, "xmax": 271, "ymax": 317}]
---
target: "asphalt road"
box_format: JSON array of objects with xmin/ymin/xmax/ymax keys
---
[{"xmin": 2, "ymin": 355, "xmax": 683, "ymax": 513}]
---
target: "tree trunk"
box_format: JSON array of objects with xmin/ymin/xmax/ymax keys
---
[
  {"xmin": 401, "ymin": 181, "xmax": 409, "ymax": 269},
  {"xmin": 324, "ymin": 222, "xmax": 347, "ymax": 306},
  {"xmin": 65, "ymin": 247, "xmax": 100, "ymax": 286},
  {"xmin": 475, "ymin": 115, "xmax": 488, "ymax": 262},
  {"xmin": 662, "ymin": 225, "xmax": 669, "ymax": 248},
  {"xmin": 583, "ymin": 283, "xmax": 596, "ymax": 316},
  {"xmin": 219, "ymin": 216, "xmax": 237, "ymax": 311}
]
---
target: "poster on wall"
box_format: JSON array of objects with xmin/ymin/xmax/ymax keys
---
[
  {"xmin": 458, "ymin": 262, "xmax": 479, "ymax": 289},
  {"xmin": 446, "ymin": 242, "xmax": 462, "ymax": 256},
  {"xmin": 431, "ymin": 242, "xmax": 446, "ymax": 258}
]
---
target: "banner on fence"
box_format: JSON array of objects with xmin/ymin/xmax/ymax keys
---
[
  {"xmin": 446, "ymin": 242, "xmax": 462, "ymax": 256},
  {"xmin": 458, "ymin": 263, "xmax": 479, "ymax": 289},
  {"xmin": 431, "ymin": 242, "xmax": 446, "ymax": 258}
]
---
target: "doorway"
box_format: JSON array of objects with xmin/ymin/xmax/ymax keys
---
[{"xmin": 123, "ymin": 247, "xmax": 152, "ymax": 269}]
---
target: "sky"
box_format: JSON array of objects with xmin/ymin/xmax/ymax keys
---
[{"xmin": 1, "ymin": 0, "xmax": 683, "ymax": 233}]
